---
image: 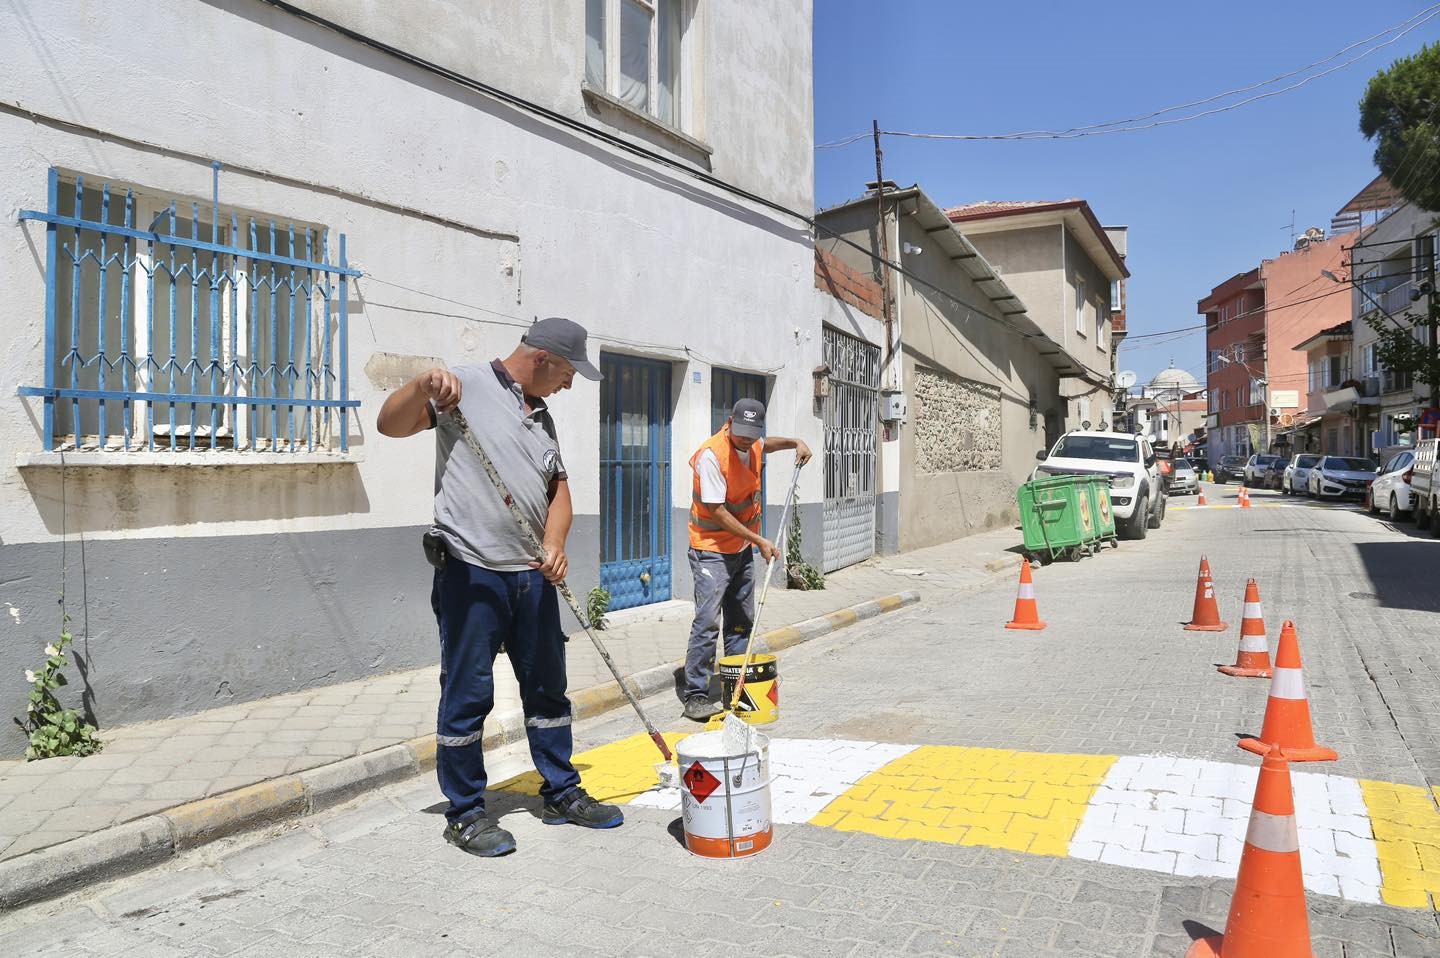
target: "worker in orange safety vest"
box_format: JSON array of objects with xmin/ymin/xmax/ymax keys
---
[{"xmin": 681, "ymin": 398, "xmax": 810, "ymax": 721}]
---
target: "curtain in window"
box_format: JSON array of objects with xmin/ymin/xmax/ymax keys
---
[
  {"xmin": 619, "ymin": 0, "xmax": 651, "ymax": 111},
  {"xmin": 585, "ymin": 0, "xmax": 606, "ymax": 86},
  {"xmin": 657, "ymin": 0, "xmax": 683, "ymax": 126}
]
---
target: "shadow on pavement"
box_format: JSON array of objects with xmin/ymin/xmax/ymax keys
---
[{"xmin": 1353, "ymin": 540, "xmax": 1440, "ymax": 613}]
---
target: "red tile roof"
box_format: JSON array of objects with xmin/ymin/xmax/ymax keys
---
[{"xmin": 943, "ymin": 199, "xmax": 1080, "ymax": 219}]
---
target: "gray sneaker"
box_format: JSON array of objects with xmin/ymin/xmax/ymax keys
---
[
  {"xmin": 443, "ymin": 815, "xmax": 516, "ymax": 857},
  {"xmin": 683, "ymin": 694, "xmax": 721, "ymax": 722}
]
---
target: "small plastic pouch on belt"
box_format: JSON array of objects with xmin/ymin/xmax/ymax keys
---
[{"xmin": 422, "ymin": 529, "xmax": 448, "ymax": 570}]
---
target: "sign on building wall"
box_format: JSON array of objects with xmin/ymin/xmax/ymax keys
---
[{"xmin": 1270, "ymin": 390, "xmax": 1300, "ymax": 409}]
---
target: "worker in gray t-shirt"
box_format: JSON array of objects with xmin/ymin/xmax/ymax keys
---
[{"xmin": 377, "ymin": 317, "xmax": 623, "ymax": 858}]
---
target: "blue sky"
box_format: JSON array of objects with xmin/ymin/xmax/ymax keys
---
[{"xmin": 813, "ymin": 1, "xmax": 1440, "ymax": 386}]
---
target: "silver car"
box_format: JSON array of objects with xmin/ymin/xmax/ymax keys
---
[
  {"xmin": 1307, "ymin": 455, "xmax": 1377, "ymax": 499},
  {"xmin": 1169, "ymin": 457, "xmax": 1199, "ymax": 495}
]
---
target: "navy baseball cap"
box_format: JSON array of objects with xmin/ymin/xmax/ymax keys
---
[
  {"xmin": 730, "ymin": 398, "xmax": 766, "ymax": 440},
  {"xmin": 522, "ymin": 317, "xmax": 603, "ymax": 381}
]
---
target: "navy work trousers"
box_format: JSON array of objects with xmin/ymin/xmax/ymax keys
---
[{"xmin": 431, "ymin": 555, "xmax": 580, "ymax": 825}]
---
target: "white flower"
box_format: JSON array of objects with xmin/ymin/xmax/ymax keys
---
[
  {"xmin": 44, "ymin": 645, "xmax": 58, "ymax": 656},
  {"xmin": 24, "ymin": 670, "xmax": 36, "ymax": 683}
]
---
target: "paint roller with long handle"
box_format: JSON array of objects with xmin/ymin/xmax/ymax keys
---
[
  {"xmin": 725, "ymin": 461, "xmax": 804, "ymax": 722},
  {"xmin": 446, "ymin": 408, "xmax": 674, "ymax": 765}
]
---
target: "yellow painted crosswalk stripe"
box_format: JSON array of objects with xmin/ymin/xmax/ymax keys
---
[
  {"xmin": 1359, "ymin": 779, "xmax": 1440, "ymax": 910},
  {"xmin": 808, "ymin": 745, "xmax": 1115, "ymax": 855}
]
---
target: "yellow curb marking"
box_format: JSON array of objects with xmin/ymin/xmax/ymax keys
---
[
  {"xmin": 495, "ymin": 731, "xmax": 688, "ymax": 805},
  {"xmin": 1359, "ymin": 779, "xmax": 1440, "ymax": 910},
  {"xmin": 809, "ymin": 745, "xmax": 1116, "ymax": 855}
]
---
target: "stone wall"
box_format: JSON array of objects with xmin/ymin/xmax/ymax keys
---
[{"xmin": 913, "ymin": 367, "xmax": 1002, "ymax": 473}]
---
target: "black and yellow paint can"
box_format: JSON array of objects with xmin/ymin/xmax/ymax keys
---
[{"xmin": 718, "ymin": 653, "xmax": 780, "ymax": 725}]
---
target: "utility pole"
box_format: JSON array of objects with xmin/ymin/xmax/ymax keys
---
[{"xmin": 872, "ymin": 120, "xmax": 892, "ymax": 370}]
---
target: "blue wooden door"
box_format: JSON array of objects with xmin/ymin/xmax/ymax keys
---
[{"xmin": 600, "ymin": 355, "xmax": 672, "ymax": 610}]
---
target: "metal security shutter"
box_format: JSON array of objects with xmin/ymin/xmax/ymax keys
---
[{"xmin": 822, "ymin": 327, "xmax": 879, "ymax": 573}]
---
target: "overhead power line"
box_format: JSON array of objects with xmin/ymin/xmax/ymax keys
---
[{"xmin": 817, "ymin": 5, "xmax": 1440, "ymax": 149}]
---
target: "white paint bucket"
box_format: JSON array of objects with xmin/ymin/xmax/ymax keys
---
[{"xmin": 676, "ymin": 729, "xmax": 773, "ymax": 859}]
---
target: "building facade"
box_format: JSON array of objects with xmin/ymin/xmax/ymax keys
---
[
  {"xmin": 1200, "ymin": 231, "xmax": 1352, "ymax": 462},
  {"xmin": 815, "ymin": 186, "xmax": 1071, "ymax": 552},
  {"xmin": 0, "ymin": 0, "xmax": 824, "ymax": 751},
  {"xmin": 1292, "ymin": 322, "xmax": 1354, "ymax": 455},
  {"xmin": 1342, "ymin": 193, "xmax": 1439, "ymax": 456},
  {"xmin": 943, "ymin": 200, "xmax": 1128, "ymax": 435}
]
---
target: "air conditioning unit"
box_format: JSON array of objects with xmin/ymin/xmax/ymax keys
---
[{"xmin": 1361, "ymin": 375, "xmax": 1380, "ymax": 398}]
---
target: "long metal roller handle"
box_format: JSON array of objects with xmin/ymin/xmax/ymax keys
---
[
  {"xmin": 728, "ymin": 462, "xmax": 804, "ymax": 714},
  {"xmin": 447, "ymin": 408, "xmax": 673, "ymax": 762}
]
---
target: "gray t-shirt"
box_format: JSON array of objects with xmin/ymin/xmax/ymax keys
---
[{"xmin": 432, "ymin": 362, "xmax": 566, "ymax": 572}]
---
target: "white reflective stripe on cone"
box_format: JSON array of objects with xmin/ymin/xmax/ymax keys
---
[
  {"xmin": 1269, "ymin": 667, "xmax": 1308, "ymax": 700},
  {"xmin": 1239, "ymin": 633, "xmax": 1268, "ymax": 653},
  {"xmin": 1017, "ymin": 584, "xmax": 1035, "ymax": 599},
  {"xmin": 1243, "ymin": 602, "xmax": 1263, "ymax": 619},
  {"xmin": 1245, "ymin": 809, "xmax": 1300, "ymax": 853}
]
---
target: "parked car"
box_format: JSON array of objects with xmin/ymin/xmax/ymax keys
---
[
  {"xmin": 1410, "ymin": 439, "xmax": 1438, "ymax": 534},
  {"xmin": 1281, "ymin": 454, "xmax": 1320, "ymax": 496},
  {"xmin": 1262, "ymin": 458, "xmax": 1287, "ymax": 490},
  {"xmin": 1214, "ymin": 455, "xmax": 1246, "ymax": 484},
  {"xmin": 1170, "ymin": 458, "xmax": 1199, "ymax": 495},
  {"xmin": 1369, "ymin": 448, "xmax": 1417, "ymax": 520},
  {"xmin": 1033, "ymin": 431, "xmax": 1166, "ymax": 540},
  {"xmin": 1307, "ymin": 456, "xmax": 1377, "ymax": 500},
  {"xmin": 1243, "ymin": 454, "xmax": 1285, "ymax": 487}
]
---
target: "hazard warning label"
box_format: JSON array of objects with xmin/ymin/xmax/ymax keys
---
[{"xmin": 683, "ymin": 761, "xmax": 721, "ymax": 803}]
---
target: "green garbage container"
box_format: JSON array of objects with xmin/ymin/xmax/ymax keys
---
[
  {"xmin": 1080, "ymin": 476, "xmax": 1118, "ymax": 546},
  {"xmin": 1018, "ymin": 475, "xmax": 1102, "ymax": 562}
]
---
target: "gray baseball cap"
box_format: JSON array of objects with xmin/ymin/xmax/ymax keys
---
[
  {"xmin": 522, "ymin": 317, "xmax": 603, "ymax": 381},
  {"xmin": 729, "ymin": 398, "xmax": 766, "ymax": 440}
]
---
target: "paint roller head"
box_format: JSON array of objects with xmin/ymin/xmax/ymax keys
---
[
  {"xmin": 654, "ymin": 760, "xmax": 679, "ymax": 789},
  {"xmin": 721, "ymin": 711, "xmax": 757, "ymax": 754}
]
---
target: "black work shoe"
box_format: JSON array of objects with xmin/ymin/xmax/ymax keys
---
[
  {"xmin": 542, "ymin": 787, "xmax": 624, "ymax": 829},
  {"xmin": 683, "ymin": 694, "xmax": 721, "ymax": 722},
  {"xmin": 443, "ymin": 815, "xmax": 517, "ymax": 857}
]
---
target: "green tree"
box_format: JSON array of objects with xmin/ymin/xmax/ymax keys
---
[
  {"xmin": 1360, "ymin": 43, "xmax": 1440, "ymax": 411},
  {"xmin": 1359, "ymin": 42, "xmax": 1440, "ymax": 212}
]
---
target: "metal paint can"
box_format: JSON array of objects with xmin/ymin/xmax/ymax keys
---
[
  {"xmin": 718, "ymin": 653, "xmax": 779, "ymax": 725},
  {"xmin": 676, "ymin": 729, "xmax": 773, "ymax": 859}
]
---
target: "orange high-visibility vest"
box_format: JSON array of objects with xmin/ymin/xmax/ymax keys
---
[{"xmin": 688, "ymin": 428, "xmax": 763, "ymax": 553}]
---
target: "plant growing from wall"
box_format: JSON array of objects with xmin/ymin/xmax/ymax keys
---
[
  {"xmin": 15, "ymin": 617, "xmax": 102, "ymax": 760},
  {"xmin": 586, "ymin": 586, "xmax": 612, "ymax": 630},
  {"xmin": 785, "ymin": 509, "xmax": 825, "ymax": 591}
]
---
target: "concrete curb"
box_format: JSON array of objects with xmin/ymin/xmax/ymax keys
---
[{"xmin": 0, "ymin": 589, "xmax": 919, "ymax": 910}]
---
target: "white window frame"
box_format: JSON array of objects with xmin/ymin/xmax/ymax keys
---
[
  {"xmin": 1075, "ymin": 278, "xmax": 1087, "ymax": 336},
  {"xmin": 586, "ymin": 0, "xmax": 700, "ymax": 137}
]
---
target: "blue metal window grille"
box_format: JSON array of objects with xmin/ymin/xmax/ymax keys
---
[
  {"xmin": 710, "ymin": 367, "xmax": 768, "ymax": 536},
  {"xmin": 17, "ymin": 168, "xmax": 360, "ymax": 453},
  {"xmin": 600, "ymin": 354, "xmax": 673, "ymax": 611}
]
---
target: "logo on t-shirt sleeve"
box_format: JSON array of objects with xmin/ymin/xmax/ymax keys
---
[{"xmin": 542, "ymin": 448, "xmax": 562, "ymax": 477}]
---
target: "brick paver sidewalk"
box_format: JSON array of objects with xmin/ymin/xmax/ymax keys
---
[{"xmin": 0, "ymin": 527, "xmax": 1023, "ymax": 865}]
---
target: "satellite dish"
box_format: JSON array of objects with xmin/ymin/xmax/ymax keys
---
[{"xmin": 1117, "ymin": 371, "xmax": 1138, "ymax": 389}]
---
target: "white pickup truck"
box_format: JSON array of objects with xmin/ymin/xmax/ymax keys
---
[{"xmin": 1032, "ymin": 430, "xmax": 1167, "ymax": 540}]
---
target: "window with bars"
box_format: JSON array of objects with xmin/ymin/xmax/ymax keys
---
[{"xmin": 18, "ymin": 170, "xmax": 358, "ymax": 454}]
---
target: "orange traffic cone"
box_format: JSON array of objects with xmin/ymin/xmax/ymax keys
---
[
  {"xmin": 1239, "ymin": 486, "xmax": 1253, "ymax": 509},
  {"xmin": 1238, "ymin": 620, "xmax": 1337, "ymax": 762},
  {"xmin": 1185, "ymin": 745, "xmax": 1315, "ymax": 958},
  {"xmin": 1197, "ymin": 489, "xmax": 1208, "ymax": 506},
  {"xmin": 1219, "ymin": 579, "xmax": 1273, "ymax": 678},
  {"xmin": 1004, "ymin": 561, "xmax": 1046, "ymax": 631},
  {"xmin": 1184, "ymin": 556, "xmax": 1228, "ymax": 632}
]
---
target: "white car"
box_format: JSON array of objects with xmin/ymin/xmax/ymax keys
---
[
  {"xmin": 1243, "ymin": 454, "xmax": 1285, "ymax": 487},
  {"xmin": 1368, "ymin": 448, "xmax": 1416, "ymax": 519},
  {"xmin": 1282, "ymin": 454, "xmax": 1320, "ymax": 496},
  {"xmin": 1307, "ymin": 456, "xmax": 1376, "ymax": 499},
  {"xmin": 1033, "ymin": 431, "xmax": 1166, "ymax": 540}
]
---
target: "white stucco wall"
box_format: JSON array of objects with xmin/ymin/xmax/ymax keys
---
[
  {"xmin": 0, "ymin": 0, "xmax": 821, "ymax": 741},
  {"xmin": 0, "ymin": 0, "xmax": 820, "ymax": 549}
]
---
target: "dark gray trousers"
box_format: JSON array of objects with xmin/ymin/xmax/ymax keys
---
[{"xmin": 683, "ymin": 547, "xmax": 756, "ymax": 699}]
